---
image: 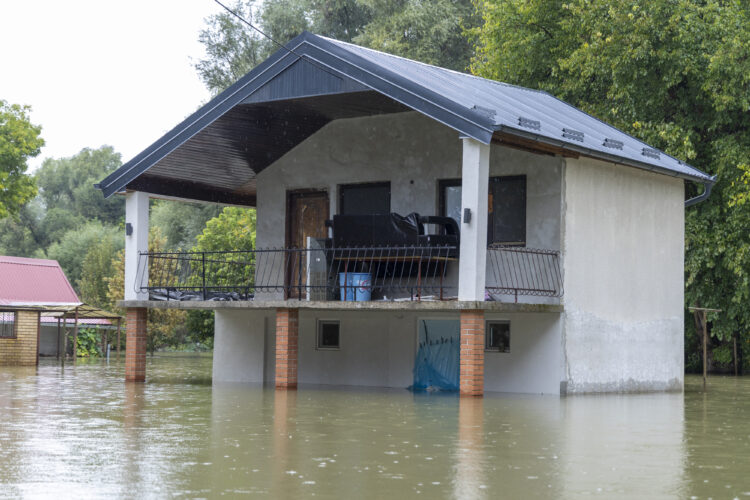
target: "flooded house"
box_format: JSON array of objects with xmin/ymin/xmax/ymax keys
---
[
  {"xmin": 0, "ymin": 256, "xmax": 121, "ymax": 365},
  {"xmin": 96, "ymin": 32, "xmax": 714, "ymax": 395}
]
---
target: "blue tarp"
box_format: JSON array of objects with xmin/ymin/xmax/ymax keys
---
[{"xmin": 412, "ymin": 319, "xmax": 459, "ymax": 392}]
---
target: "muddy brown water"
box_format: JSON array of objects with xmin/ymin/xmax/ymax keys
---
[{"xmin": 0, "ymin": 355, "xmax": 749, "ymax": 499}]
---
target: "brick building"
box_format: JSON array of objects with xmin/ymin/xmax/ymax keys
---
[{"xmin": 0, "ymin": 256, "xmax": 80, "ymax": 366}]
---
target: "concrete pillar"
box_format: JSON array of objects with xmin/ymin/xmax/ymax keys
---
[
  {"xmin": 275, "ymin": 308, "xmax": 298, "ymax": 389},
  {"xmin": 460, "ymin": 309, "xmax": 485, "ymax": 396},
  {"xmin": 458, "ymin": 138, "xmax": 490, "ymax": 301},
  {"xmin": 125, "ymin": 191, "xmax": 149, "ymax": 301},
  {"xmin": 125, "ymin": 307, "xmax": 147, "ymax": 382}
]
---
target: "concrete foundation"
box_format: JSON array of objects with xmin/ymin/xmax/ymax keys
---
[{"xmin": 211, "ymin": 308, "xmax": 562, "ymax": 395}]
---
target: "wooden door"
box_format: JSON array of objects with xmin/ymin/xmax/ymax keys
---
[{"xmin": 286, "ymin": 191, "xmax": 329, "ymax": 298}]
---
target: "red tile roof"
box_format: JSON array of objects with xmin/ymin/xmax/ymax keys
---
[{"xmin": 0, "ymin": 256, "xmax": 80, "ymax": 306}]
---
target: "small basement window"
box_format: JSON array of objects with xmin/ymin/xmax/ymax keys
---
[
  {"xmin": 485, "ymin": 321, "xmax": 510, "ymax": 352},
  {"xmin": 0, "ymin": 311, "xmax": 17, "ymax": 339},
  {"xmin": 317, "ymin": 320, "xmax": 340, "ymax": 349}
]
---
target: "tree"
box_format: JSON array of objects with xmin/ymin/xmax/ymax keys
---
[
  {"xmin": 355, "ymin": 0, "xmax": 478, "ymax": 71},
  {"xmin": 47, "ymin": 221, "xmax": 122, "ymax": 288},
  {"xmin": 0, "ymin": 100, "xmax": 43, "ymax": 217},
  {"xmin": 106, "ymin": 228, "xmax": 187, "ymax": 352},
  {"xmin": 79, "ymin": 237, "xmax": 120, "ymax": 309},
  {"xmin": 471, "ymin": 0, "xmax": 750, "ymax": 367},
  {"xmin": 150, "ymin": 199, "xmax": 223, "ymax": 250},
  {"xmin": 196, "ymin": 0, "xmax": 477, "ymax": 94},
  {"xmin": 35, "ymin": 146, "xmax": 123, "ymax": 225}
]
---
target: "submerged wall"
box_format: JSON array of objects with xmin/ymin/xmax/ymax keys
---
[
  {"xmin": 562, "ymin": 157, "xmax": 685, "ymax": 393},
  {"xmin": 212, "ymin": 308, "xmax": 562, "ymax": 394},
  {"xmin": 0, "ymin": 310, "xmax": 39, "ymax": 366}
]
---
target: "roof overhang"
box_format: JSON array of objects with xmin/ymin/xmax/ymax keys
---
[{"xmin": 96, "ymin": 31, "xmax": 713, "ymax": 206}]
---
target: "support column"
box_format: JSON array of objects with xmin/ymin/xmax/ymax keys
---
[
  {"xmin": 460, "ymin": 309, "xmax": 485, "ymax": 396},
  {"xmin": 125, "ymin": 191, "xmax": 149, "ymax": 301},
  {"xmin": 275, "ymin": 308, "xmax": 298, "ymax": 389},
  {"xmin": 125, "ymin": 307, "xmax": 147, "ymax": 382},
  {"xmin": 458, "ymin": 138, "xmax": 490, "ymax": 301}
]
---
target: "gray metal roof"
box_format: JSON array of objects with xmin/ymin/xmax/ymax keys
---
[
  {"xmin": 322, "ymin": 36, "xmax": 711, "ymax": 183},
  {"xmin": 97, "ymin": 31, "xmax": 711, "ymax": 202}
]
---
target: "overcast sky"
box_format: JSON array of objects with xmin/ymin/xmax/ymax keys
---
[{"xmin": 1, "ymin": 0, "xmax": 225, "ymax": 170}]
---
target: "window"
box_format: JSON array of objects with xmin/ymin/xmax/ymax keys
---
[
  {"xmin": 339, "ymin": 182, "xmax": 390, "ymax": 215},
  {"xmin": 439, "ymin": 176, "xmax": 527, "ymax": 245},
  {"xmin": 489, "ymin": 176, "xmax": 526, "ymax": 245},
  {"xmin": 317, "ymin": 320, "xmax": 340, "ymax": 349},
  {"xmin": 0, "ymin": 311, "xmax": 16, "ymax": 339},
  {"xmin": 485, "ymin": 321, "xmax": 510, "ymax": 352}
]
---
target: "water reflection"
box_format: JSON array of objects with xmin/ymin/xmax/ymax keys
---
[
  {"xmin": 3, "ymin": 358, "xmax": 750, "ymax": 498},
  {"xmin": 453, "ymin": 397, "xmax": 485, "ymax": 499}
]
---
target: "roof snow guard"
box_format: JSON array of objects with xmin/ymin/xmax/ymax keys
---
[{"xmin": 96, "ymin": 32, "xmax": 713, "ymax": 205}]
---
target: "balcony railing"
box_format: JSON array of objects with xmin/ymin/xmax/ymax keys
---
[
  {"xmin": 486, "ymin": 244, "xmax": 563, "ymax": 302},
  {"xmin": 136, "ymin": 246, "xmax": 458, "ymax": 302},
  {"xmin": 134, "ymin": 244, "xmax": 562, "ymax": 303}
]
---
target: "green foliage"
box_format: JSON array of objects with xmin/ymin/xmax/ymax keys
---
[
  {"xmin": 47, "ymin": 220, "xmax": 122, "ymax": 288},
  {"xmin": 74, "ymin": 328, "xmax": 102, "ymax": 358},
  {"xmin": 0, "ymin": 101, "xmax": 43, "ymax": 218},
  {"xmin": 79, "ymin": 237, "xmax": 121, "ymax": 310},
  {"xmin": 471, "ymin": 0, "xmax": 750, "ymax": 348},
  {"xmin": 150, "ymin": 200, "xmax": 223, "ymax": 250},
  {"xmin": 356, "ymin": 0, "xmax": 478, "ymax": 71},
  {"xmin": 194, "ymin": 206, "xmax": 256, "ymax": 252},
  {"xmin": 36, "ymin": 146, "xmax": 123, "ymax": 225},
  {"xmin": 196, "ymin": 0, "xmax": 476, "ymax": 94}
]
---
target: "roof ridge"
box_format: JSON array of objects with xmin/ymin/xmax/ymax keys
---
[{"xmin": 315, "ymin": 34, "xmax": 549, "ymax": 97}]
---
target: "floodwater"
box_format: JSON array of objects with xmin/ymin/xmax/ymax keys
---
[{"xmin": 1, "ymin": 357, "xmax": 749, "ymax": 499}]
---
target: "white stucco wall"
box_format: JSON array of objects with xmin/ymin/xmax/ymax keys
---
[
  {"xmin": 213, "ymin": 308, "xmax": 561, "ymax": 394},
  {"xmin": 484, "ymin": 312, "xmax": 562, "ymax": 394},
  {"xmin": 562, "ymin": 157, "xmax": 685, "ymax": 393},
  {"xmin": 254, "ymin": 111, "xmax": 563, "ymax": 301},
  {"xmin": 213, "ymin": 310, "xmax": 267, "ymax": 384}
]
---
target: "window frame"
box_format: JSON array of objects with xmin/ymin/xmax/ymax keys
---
[
  {"xmin": 0, "ymin": 310, "xmax": 18, "ymax": 340},
  {"xmin": 316, "ymin": 319, "xmax": 341, "ymax": 350},
  {"xmin": 485, "ymin": 320, "xmax": 511, "ymax": 353},
  {"xmin": 438, "ymin": 175, "xmax": 527, "ymax": 246},
  {"xmin": 338, "ymin": 181, "xmax": 391, "ymax": 215}
]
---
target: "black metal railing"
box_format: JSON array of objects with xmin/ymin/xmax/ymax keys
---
[
  {"xmin": 136, "ymin": 246, "xmax": 458, "ymax": 302},
  {"xmin": 486, "ymin": 244, "xmax": 563, "ymax": 302}
]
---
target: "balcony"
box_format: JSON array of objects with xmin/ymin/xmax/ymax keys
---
[{"xmin": 134, "ymin": 244, "xmax": 562, "ymax": 306}]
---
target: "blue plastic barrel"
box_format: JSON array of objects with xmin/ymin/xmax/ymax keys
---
[{"xmin": 339, "ymin": 272, "xmax": 372, "ymax": 301}]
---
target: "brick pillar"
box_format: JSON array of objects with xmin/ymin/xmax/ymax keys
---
[
  {"xmin": 460, "ymin": 309, "xmax": 485, "ymax": 396},
  {"xmin": 125, "ymin": 307, "xmax": 147, "ymax": 382},
  {"xmin": 275, "ymin": 308, "xmax": 299, "ymax": 389}
]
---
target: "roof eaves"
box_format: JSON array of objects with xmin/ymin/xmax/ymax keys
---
[
  {"xmin": 96, "ymin": 33, "xmax": 313, "ymax": 198},
  {"xmin": 496, "ymin": 124, "xmax": 712, "ymax": 184}
]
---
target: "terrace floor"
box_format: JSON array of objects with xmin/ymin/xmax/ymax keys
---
[{"xmin": 119, "ymin": 299, "xmax": 563, "ymax": 313}]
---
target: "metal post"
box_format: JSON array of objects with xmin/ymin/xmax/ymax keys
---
[
  {"xmin": 117, "ymin": 318, "xmax": 121, "ymax": 360},
  {"xmin": 56, "ymin": 318, "xmax": 61, "ymax": 360},
  {"xmin": 72, "ymin": 307, "xmax": 79, "ymax": 365},
  {"xmin": 202, "ymin": 252, "xmax": 207, "ymax": 300},
  {"xmin": 702, "ymin": 310, "xmax": 707, "ymax": 391}
]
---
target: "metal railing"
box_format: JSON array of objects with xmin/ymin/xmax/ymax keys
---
[
  {"xmin": 135, "ymin": 244, "xmax": 563, "ymax": 303},
  {"xmin": 136, "ymin": 246, "xmax": 458, "ymax": 302},
  {"xmin": 486, "ymin": 244, "xmax": 563, "ymax": 302}
]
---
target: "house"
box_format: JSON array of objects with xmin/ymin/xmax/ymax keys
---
[
  {"xmin": 96, "ymin": 32, "xmax": 714, "ymax": 395},
  {"xmin": 0, "ymin": 256, "xmax": 121, "ymax": 364}
]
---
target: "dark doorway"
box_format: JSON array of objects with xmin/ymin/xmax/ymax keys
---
[{"xmin": 286, "ymin": 190, "xmax": 329, "ymax": 298}]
